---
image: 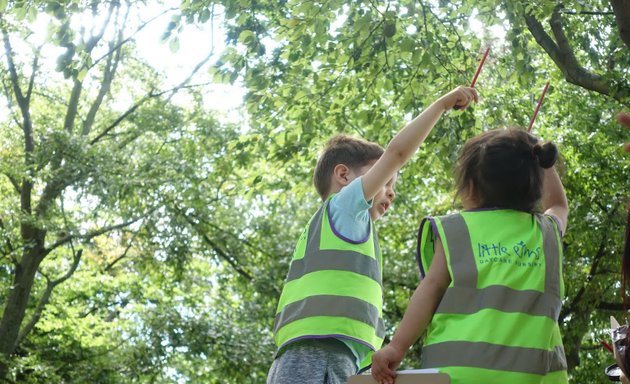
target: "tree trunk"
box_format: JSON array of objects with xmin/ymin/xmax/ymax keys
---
[
  {"xmin": 0, "ymin": 236, "xmax": 45, "ymax": 378},
  {"xmin": 610, "ymin": 0, "xmax": 630, "ymax": 50}
]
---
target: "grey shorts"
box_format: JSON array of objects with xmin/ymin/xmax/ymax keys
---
[{"xmin": 266, "ymin": 338, "xmax": 357, "ymax": 384}]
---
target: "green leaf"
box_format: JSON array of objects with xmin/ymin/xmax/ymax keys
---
[
  {"xmin": 77, "ymin": 68, "xmax": 88, "ymax": 81},
  {"xmin": 400, "ymin": 37, "xmax": 415, "ymax": 53},
  {"xmin": 238, "ymin": 30, "xmax": 255, "ymax": 44},
  {"xmin": 27, "ymin": 5, "xmax": 37, "ymax": 22},
  {"xmin": 15, "ymin": 6, "xmax": 27, "ymax": 20},
  {"xmin": 198, "ymin": 8, "xmax": 211, "ymax": 23}
]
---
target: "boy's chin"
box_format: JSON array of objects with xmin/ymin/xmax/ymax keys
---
[{"xmin": 369, "ymin": 210, "xmax": 383, "ymax": 221}]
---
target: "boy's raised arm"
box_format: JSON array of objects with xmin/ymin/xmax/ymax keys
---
[{"xmin": 362, "ymin": 86, "xmax": 478, "ymax": 201}]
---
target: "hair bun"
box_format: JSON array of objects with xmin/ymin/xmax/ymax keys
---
[{"xmin": 532, "ymin": 142, "xmax": 558, "ymax": 169}]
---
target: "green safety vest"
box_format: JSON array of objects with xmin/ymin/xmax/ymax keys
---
[
  {"xmin": 273, "ymin": 199, "xmax": 384, "ymax": 369},
  {"xmin": 417, "ymin": 210, "xmax": 568, "ymax": 384}
]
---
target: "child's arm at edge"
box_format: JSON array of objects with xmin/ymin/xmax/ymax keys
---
[
  {"xmin": 371, "ymin": 240, "xmax": 451, "ymax": 384},
  {"xmin": 542, "ymin": 167, "xmax": 569, "ymax": 234},
  {"xmin": 362, "ymin": 86, "xmax": 478, "ymax": 201}
]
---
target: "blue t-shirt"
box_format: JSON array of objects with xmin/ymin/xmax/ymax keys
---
[
  {"xmin": 328, "ymin": 177, "xmax": 373, "ymax": 369},
  {"xmin": 329, "ymin": 177, "xmax": 372, "ymax": 241}
]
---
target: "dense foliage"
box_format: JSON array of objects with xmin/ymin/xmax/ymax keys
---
[{"xmin": 0, "ymin": 0, "xmax": 628, "ymax": 382}]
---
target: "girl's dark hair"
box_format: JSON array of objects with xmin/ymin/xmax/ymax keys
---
[{"xmin": 455, "ymin": 128, "xmax": 558, "ymax": 212}]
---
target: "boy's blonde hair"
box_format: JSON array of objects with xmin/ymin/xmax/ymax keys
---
[{"xmin": 313, "ymin": 134, "xmax": 384, "ymax": 200}]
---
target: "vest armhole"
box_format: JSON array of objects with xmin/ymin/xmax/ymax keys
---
[
  {"xmin": 325, "ymin": 199, "xmax": 372, "ymax": 245},
  {"xmin": 417, "ymin": 217, "xmax": 438, "ymax": 278}
]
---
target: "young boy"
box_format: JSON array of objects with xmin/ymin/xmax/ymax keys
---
[{"xmin": 267, "ymin": 86, "xmax": 478, "ymax": 384}]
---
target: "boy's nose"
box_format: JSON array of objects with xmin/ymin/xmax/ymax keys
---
[{"xmin": 387, "ymin": 188, "xmax": 395, "ymax": 200}]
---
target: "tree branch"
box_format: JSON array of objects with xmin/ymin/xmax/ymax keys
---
[
  {"xmin": 89, "ymin": 83, "xmax": 211, "ymax": 145},
  {"xmin": 524, "ymin": 9, "xmax": 629, "ymax": 102},
  {"xmin": 34, "ymin": 166, "xmax": 81, "ymax": 218},
  {"xmin": 2, "ymin": 173, "xmax": 21, "ymax": 195},
  {"xmin": 164, "ymin": 49, "xmax": 216, "ymax": 103},
  {"xmin": 63, "ymin": 2, "xmax": 118, "ymax": 135},
  {"xmin": 176, "ymin": 206, "xmax": 276, "ymax": 260},
  {"xmin": 81, "ymin": 37, "xmax": 121, "ymax": 136},
  {"xmin": 559, "ymin": 204, "xmax": 620, "ymax": 322},
  {"xmin": 559, "ymin": 10, "xmax": 615, "ymax": 16},
  {"xmin": 1, "ymin": 27, "xmax": 31, "ymax": 148},
  {"xmin": 37, "ymin": 4, "xmax": 126, "ymax": 220},
  {"xmin": 598, "ymin": 301, "xmax": 626, "ymax": 311},
  {"xmin": 16, "ymin": 249, "xmax": 83, "ymax": 345},
  {"xmin": 84, "ymin": 1, "xmax": 117, "ymax": 53},
  {"xmin": 104, "ymin": 230, "xmax": 139, "ymax": 271},
  {"xmin": 548, "ymin": 9, "xmax": 610, "ymax": 94},
  {"xmin": 88, "ymin": 96, "xmax": 146, "ymax": 145},
  {"xmin": 201, "ymin": 231, "xmax": 254, "ymax": 281},
  {"xmin": 25, "ymin": 47, "xmax": 41, "ymax": 104},
  {"xmin": 44, "ymin": 211, "xmax": 153, "ymax": 255},
  {"xmin": 2, "ymin": 25, "xmax": 35, "ymax": 216},
  {"xmin": 1, "ymin": 77, "xmax": 24, "ymax": 132},
  {"xmin": 90, "ymin": 7, "xmax": 177, "ymax": 69},
  {"xmin": 178, "ymin": 212, "xmax": 253, "ymax": 280},
  {"xmin": 610, "ymin": 0, "xmax": 630, "ymax": 50},
  {"xmin": 82, "ymin": 3, "xmax": 130, "ymax": 137},
  {"xmin": 63, "ymin": 79, "xmax": 83, "ymax": 134}
]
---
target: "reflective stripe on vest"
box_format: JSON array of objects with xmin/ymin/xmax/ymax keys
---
[
  {"xmin": 273, "ymin": 295, "xmax": 385, "ymax": 337},
  {"xmin": 273, "ymin": 199, "xmax": 384, "ymax": 353},
  {"xmin": 285, "ymin": 249, "xmax": 382, "ymax": 285},
  {"xmin": 422, "ymin": 342, "xmax": 567, "ymax": 376},
  {"xmin": 418, "ymin": 211, "xmax": 567, "ymax": 380}
]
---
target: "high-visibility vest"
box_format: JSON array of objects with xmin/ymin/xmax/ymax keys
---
[
  {"xmin": 417, "ymin": 210, "xmax": 568, "ymax": 384},
  {"xmin": 273, "ymin": 199, "xmax": 384, "ymax": 369}
]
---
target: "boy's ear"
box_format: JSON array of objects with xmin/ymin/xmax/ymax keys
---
[{"xmin": 332, "ymin": 164, "xmax": 352, "ymax": 186}]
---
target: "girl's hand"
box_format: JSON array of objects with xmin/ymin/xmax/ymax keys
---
[
  {"xmin": 439, "ymin": 86, "xmax": 479, "ymax": 111},
  {"xmin": 371, "ymin": 344, "xmax": 405, "ymax": 384}
]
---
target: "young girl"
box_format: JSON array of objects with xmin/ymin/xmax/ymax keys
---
[{"xmin": 371, "ymin": 128, "xmax": 569, "ymax": 384}]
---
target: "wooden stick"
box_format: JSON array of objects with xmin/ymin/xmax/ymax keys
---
[
  {"xmin": 470, "ymin": 47, "xmax": 490, "ymax": 88},
  {"xmin": 527, "ymin": 81, "xmax": 550, "ymax": 132},
  {"xmin": 454, "ymin": 47, "xmax": 490, "ymax": 110},
  {"xmin": 601, "ymin": 339, "xmax": 614, "ymax": 354}
]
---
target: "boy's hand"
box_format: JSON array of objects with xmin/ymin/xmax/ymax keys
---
[
  {"xmin": 439, "ymin": 86, "xmax": 478, "ymax": 111},
  {"xmin": 371, "ymin": 344, "xmax": 404, "ymax": 384}
]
